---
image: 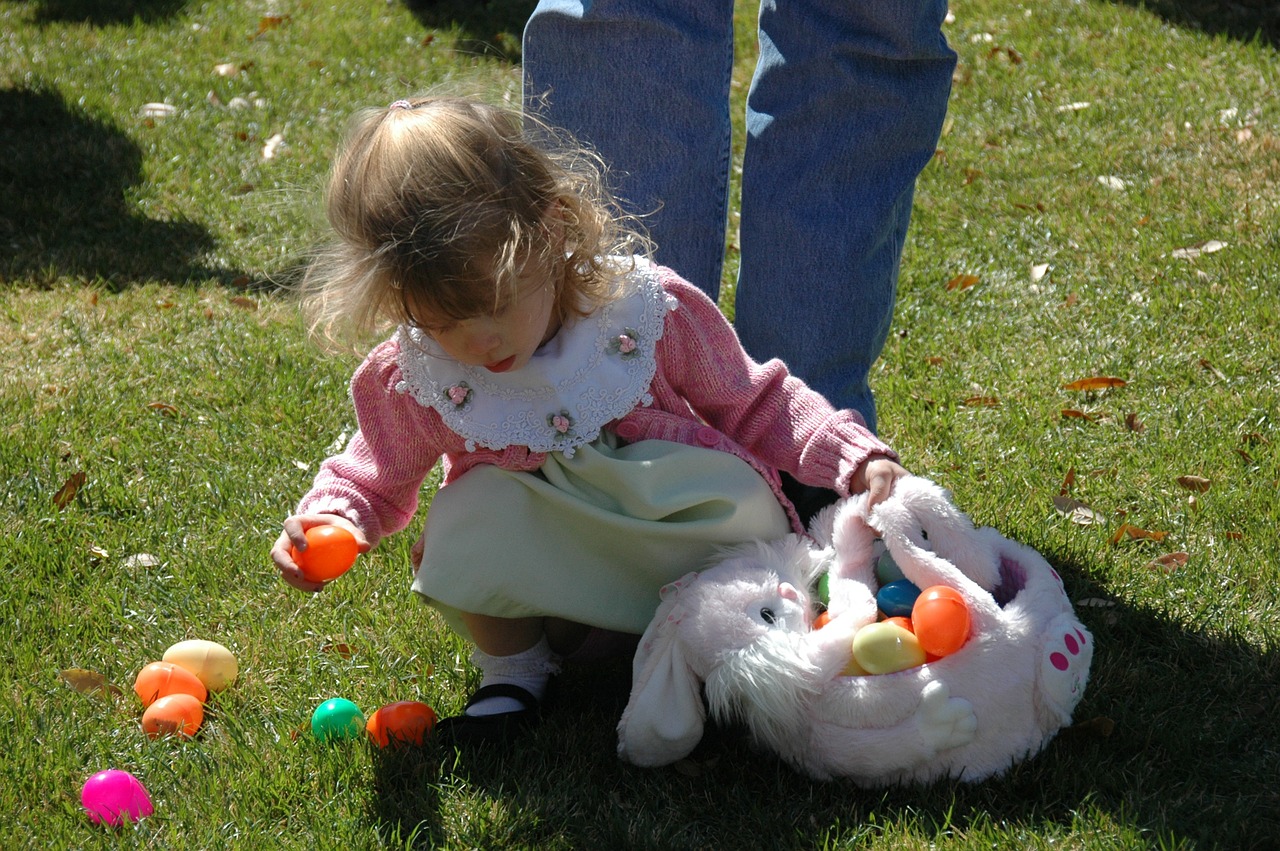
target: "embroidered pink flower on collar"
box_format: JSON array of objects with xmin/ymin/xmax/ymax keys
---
[
  {"xmin": 548, "ymin": 411, "xmax": 574, "ymax": 437},
  {"xmin": 608, "ymin": 328, "xmax": 642, "ymax": 359},
  {"xmin": 444, "ymin": 382, "xmax": 472, "ymax": 407}
]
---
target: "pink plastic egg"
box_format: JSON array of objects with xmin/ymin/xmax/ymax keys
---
[{"xmin": 81, "ymin": 769, "xmax": 153, "ymax": 826}]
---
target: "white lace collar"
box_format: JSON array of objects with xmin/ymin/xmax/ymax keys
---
[{"xmin": 394, "ymin": 259, "xmax": 676, "ymax": 457}]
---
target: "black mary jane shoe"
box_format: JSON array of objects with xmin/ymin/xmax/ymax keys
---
[{"xmin": 434, "ymin": 683, "xmax": 541, "ymax": 748}]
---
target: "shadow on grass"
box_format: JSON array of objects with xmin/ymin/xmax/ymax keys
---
[
  {"xmin": 367, "ymin": 556, "xmax": 1278, "ymax": 850},
  {"xmin": 401, "ymin": 0, "xmax": 535, "ymax": 63},
  {"xmin": 0, "ymin": 86, "xmax": 231, "ymax": 289},
  {"xmin": 1111, "ymin": 0, "xmax": 1279, "ymax": 48},
  {"xmin": 18, "ymin": 0, "xmax": 189, "ymax": 25}
]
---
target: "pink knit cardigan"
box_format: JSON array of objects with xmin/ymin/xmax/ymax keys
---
[{"xmin": 298, "ymin": 267, "xmax": 895, "ymax": 545}]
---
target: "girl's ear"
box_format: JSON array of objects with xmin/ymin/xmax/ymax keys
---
[{"xmin": 541, "ymin": 200, "xmax": 567, "ymax": 253}]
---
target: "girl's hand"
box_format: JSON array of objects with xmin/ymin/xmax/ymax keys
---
[
  {"xmin": 850, "ymin": 455, "xmax": 909, "ymax": 509},
  {"xmin": 271, "ymin": 513, "xmax": 370, "ymax": 593}
]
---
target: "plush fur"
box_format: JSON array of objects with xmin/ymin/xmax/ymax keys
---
[{"xmin": 617, "ymin": 476, "xmax": 1093, "ymax": 784}]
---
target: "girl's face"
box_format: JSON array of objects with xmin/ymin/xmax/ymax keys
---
[{"xmin": 418, "ymin": 265, "xmax": 561, "ymax": 374}]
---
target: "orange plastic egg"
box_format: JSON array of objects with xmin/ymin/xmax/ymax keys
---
[
  {"xmin": 365, "ymin": 700, "xmax": 437, "ymax": 748},
  {"xmin": 141, "ymin": 693, "xmax": 204, "ymax": 739},
  {"xmin": 291, "ymin": 525, "xmax": 359, "ymax": 582},
  {"xmin": 133, "ymin": 661, "xmax": 208, "ymax": 707},
  {"xmin": 884, "ymin": 616, "xmax": 914, "ymax": 633},
  {"xmin": 911, "ymin": 585, "xmax": 972, "ymax": 658}
]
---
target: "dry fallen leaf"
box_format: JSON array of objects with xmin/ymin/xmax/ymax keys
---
[
  {"xmin": 1097, "ymin": 175, "xmax": 1129, "ymax": 190},
  {"xmin": 963, "ymin": 395, "xmax": 1000, "ymax": 407},
  {"xmin": 1124, "ymin": 412, "xmax": 1145, "ymax": 433},
  {"xmin": 60, "ymin": 668, "xmax": 123, "ymax": 699},
  {"xmin": 322, "ymin": 642, "xmax": 356, "ymax": 659},
  {"xmin": 230, "ymin": 295, "xmax": 258, "ymax": 310},
  {"xmin": 147, "ymin": 401, "xmax": 179, "ymax": 417},
  {"xmin": 123, "ymin": 553, "xmax": 161, "ymax": 569},
  {"xmin": 1053, "ymin": 495, "xmax": 1103, "ymax": 526},
  {"xmin": 1198, "ymin": 358, "xmax": 1226, "ymax": 381},
  {"xmin": 1059, "ymin": 467, "xmax": 1076, "ymax": 496},
  {"xmin": 140, "ymin": 102, "xmax": 176, "ymax": 119},
  {"xmin": 1145, "ymin": 552, "xmax": 1189, "ymax": 572},
  {"xmin": 1176, "ymin": 475, "xmax": 1211, "ymax": 493},
  {"xmin": 1061, "ymin": 409, "xmax": 1101, "ymax": 422},
  {"xmin": 1172, "ymin": 239, "xmax": 1227, "ymax": 260},
  {"xmin": 946, "ymin": 273, "xmax": 980, "ymax": 292},
  {"xmin": 262, "ymin": 133, "xmax": 285, "ymax": 160},
  {"xmin": 52, "ymin": 471, "xmax": 87, "ymax": 510},
  {"xmin": 253, "ymin": 15, "xmax": 287, "ymax": 39},
  {"xmin": 1066, "ymin": 716, "xmax": 1115, "ymax": 738},
  {"xmin": 1109, "ymin": 523, "xmax": 1169, "ymax": 545},
  {"xmin": 1063, "ymin": 376, "xmax": 1127, "ymax": 392}
]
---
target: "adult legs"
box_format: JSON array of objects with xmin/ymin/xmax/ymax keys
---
[
  {"xmin": 523, "ymin": 0, "xmax": 737, "ymax": 299},
  {"xmin": 735, "ymin": 0, "xmax": 956, "ymax": 429}
]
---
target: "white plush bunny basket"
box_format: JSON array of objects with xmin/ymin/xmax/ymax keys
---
[{"xmin": 617, "ymin": 476, "xmax": 1092, "ymax": 785}]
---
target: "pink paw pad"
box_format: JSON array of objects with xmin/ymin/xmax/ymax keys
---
[{"xmin": 1049, "ymin": 628, "xmax": 1087, "ymax": 671}]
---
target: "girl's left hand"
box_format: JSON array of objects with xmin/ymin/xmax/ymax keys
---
[{"xmin": 850, "ymin": 454, "xmax": 909, "ymax": 509}]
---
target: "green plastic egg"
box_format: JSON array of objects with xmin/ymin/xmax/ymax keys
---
[{"xmin": 310, "ymin": 698, "xmax": 365, "ymax": 742}]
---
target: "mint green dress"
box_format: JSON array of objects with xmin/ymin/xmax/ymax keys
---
[
  {"xmin": 413, "ymin": 433, "xmax": 790, "ymax": 637},
  {"xmin": 403, "ymin": 261, "xmax": 790, "ymax": 638}
]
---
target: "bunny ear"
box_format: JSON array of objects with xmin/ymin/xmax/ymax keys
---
[{"xmin": 617, "ymin": 573, "xmax": 707, "ymax": 767}]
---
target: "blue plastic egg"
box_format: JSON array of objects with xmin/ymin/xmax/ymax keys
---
[
  {"xmin": 874, "ymin": 549, "xmax": 905, "ymax": 585},
  {"xmin": 876, "ymin": 578, "xmax": 922, "ymax": 618}
]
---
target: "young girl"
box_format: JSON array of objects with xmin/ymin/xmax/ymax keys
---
[{"xmin": 272, "ymin": 95, "xmax": 908, "ymax": 746}]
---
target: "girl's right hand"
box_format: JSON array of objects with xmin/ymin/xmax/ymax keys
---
[{"xmin": 271, "ymin": 513, "xmax": 370, "ymax": 593}]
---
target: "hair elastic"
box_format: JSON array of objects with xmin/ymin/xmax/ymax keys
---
[{"xmin": 388, "ymin": 99, "xmax": 413, "ymax": 111}]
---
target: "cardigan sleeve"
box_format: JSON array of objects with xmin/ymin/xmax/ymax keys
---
[
  {"xmin": 296, "ymin": 340, "xmax": 451, "ymax": 545},
  {"xmin": 655, "ymin": 272, "xmax": 896, "ymax": 496}
]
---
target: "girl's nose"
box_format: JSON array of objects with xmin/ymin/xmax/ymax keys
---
[{"xmin": 463, "ymin": 326, "xmax": 501, "ymax": 356}]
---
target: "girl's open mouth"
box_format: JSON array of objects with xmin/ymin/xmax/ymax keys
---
[{"xmin": 484, "ymin": 355, "xmax": 516, "ymax": 373}]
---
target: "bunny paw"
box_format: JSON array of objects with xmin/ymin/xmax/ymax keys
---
[
  {"xmin": 1040, "ymin": 614, "xmax": 1092, "ymax": 718},
  {"xmin": 916, "ymin": 680, "xmax": 978, "ymax": 753}
]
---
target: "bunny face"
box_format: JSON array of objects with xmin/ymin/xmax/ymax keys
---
[
  {"xmin": 616, "ymin": 537, "xmax": 822, "ymax": 767},
  {"xmin": 682, "ymin": 564, "xmax": 808, "ymax": 670}
]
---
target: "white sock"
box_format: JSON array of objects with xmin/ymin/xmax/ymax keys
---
[{"xmin": 465, "ymin": 638, "xmax": 560, "ymax": 718}]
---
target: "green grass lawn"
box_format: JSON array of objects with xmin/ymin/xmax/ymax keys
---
[{"xmin": 2, "ymin": 0, "xmax": 1278, "ymax": 848}]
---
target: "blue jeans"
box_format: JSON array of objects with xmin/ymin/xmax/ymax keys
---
[{"xmin": 523, "ymin": 0, "xmax": 955, "ymax": 432}]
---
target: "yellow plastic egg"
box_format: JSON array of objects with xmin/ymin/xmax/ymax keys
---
[
  {"xmin": 163, "ymin": 639, "xmax": 238, "ymax": 692},
  {"xmin": 851, "ymin": 621, "xmax": 927, "ymax": 675}
]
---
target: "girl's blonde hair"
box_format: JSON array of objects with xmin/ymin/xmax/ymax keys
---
[{"xmin": 299, "ymin": 95, "xmax": 650, "ymax": 345}]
